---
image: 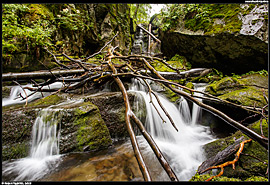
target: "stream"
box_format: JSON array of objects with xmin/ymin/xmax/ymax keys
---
[{"xmin": 2, "ymin": 79, "xmax": 216, "ymax": 181}]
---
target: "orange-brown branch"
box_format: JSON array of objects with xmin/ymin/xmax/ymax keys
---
[{"xmin": 203, "ymin": 139, "xmax": 252, "ymax": 181}]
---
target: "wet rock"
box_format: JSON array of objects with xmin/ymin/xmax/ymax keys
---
[
  {"xmin": 84, "ymin": 91, "xmax": 146, "ymax": 139},
  {"xmin": 2, "ymin": 108, "xmax": 39, "ymax": 160},
  {"xmin": 160, "ymin": 32, "xmax": 268, "ymax": 75},
  {"xmin": 203, "ymin": 73, "xmax": 268, "ymax": 124}
]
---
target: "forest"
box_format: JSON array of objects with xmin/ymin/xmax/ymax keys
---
[{"xmin": 2, "ymin": 3, "xmax": 269, "ymax": 182}]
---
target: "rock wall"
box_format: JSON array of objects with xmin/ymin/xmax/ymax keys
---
[{"xmin": 2, "ymin": 4, "xmax": 133, "ymax": 72}]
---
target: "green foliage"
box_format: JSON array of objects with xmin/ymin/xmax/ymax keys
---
[
  {"xmin": 2, "ymin": 4, "xmax": 56, "ymax": 61},
  {"xmin": 159, "ymin": 4, "xmax": 185, "ymax": 31},
  {"xmin": 55, "ymin": 5, "xmax": 87, "ymax": 31},
  {"xmin": 129, "ymin": 4, "xmax": 152, "ymax": 24},
  {"xmin": 159, "ymin": 4, "xmax": 258, "ymax": 34},
  {"xmin": 243, "ymin": 70, "xmax": 268, "ymax": 77}
]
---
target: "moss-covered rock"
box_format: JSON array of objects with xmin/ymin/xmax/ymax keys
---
[
  {"xmin": 218, "ymin": 86, "xmax": 268, "ymax": 107},
  {"xmin": 205, "ymin": 77, "xmax": 241, "ymax": 96},
  {"xmin": 2, "ymin": 96, "xmax": 113, "ymax": 160},
  {"xmin": 183, "ymin": 82, "xmax": 194, "ymax": 95},
  {"xmin": 73, "ymin": 101, "xmax": 112, "ymax": 151},
  {"xmin": 30, "ymin": 94, "xmax": 65, "ymax": 107},
  {"xmin": 2, "ymin": 109, "xmax": 38, "ymax": 160},
  {"xmin": 84, "ymin": 91, "xmax": 145, "ymax": 138},
  {"xmin": 189, "ymin": 173, "xmax": 242, "ymax": 181},
  {"xmin": 205, "ymin": 73, "xmax": 268, "ymax": 108},
  {"xmin": 244, "ymin": 176, "xmax": 268, "ymax": 181}
]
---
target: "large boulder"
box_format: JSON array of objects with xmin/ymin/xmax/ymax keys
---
[
  {"xmin": 160, "ymin": 32, "xmax": 268, "ymax": 75},
  {"xmin": 160, "ymin": 4, "xmax": 268, "ymax": 75}
]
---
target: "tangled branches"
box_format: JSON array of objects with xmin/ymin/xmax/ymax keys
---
[{"xmin": 3, "ymin": 32, "xmax": 268, "ymax": 181}]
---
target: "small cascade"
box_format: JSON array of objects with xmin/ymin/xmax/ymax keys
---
[
  {"xmin": 2, "ymin": 82, "xmax": 64, "ymax": 107},
  {"xmin": 131, "ymin": 24, "xmax": 148, "ymax": 55},
  {"xmin": 2, "ymin": 105, "xmax": 66, "ymax": 181},
  {"xmin": 129, "ymin": 79, "xmax": 215, "ymax": 181}
]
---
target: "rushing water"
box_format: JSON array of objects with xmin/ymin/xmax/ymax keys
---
[
  {"xmin": 2, "ymin": 80, "xmax": 215, "ymax": 181},
  {"xmin": 2, "ymin": 105, "xmax": 64, "ymax": 181},
  {"xmin": 2, "ymin": 82, "xmax": 64, "ymax": 107},
  {"xmin": 129, "ymin": 79, "xmax": 215, "ymax": 180}
]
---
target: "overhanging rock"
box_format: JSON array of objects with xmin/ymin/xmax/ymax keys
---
[{"xmin": 160, "ymin": 32, "xmax": 268, "ymax": 75}]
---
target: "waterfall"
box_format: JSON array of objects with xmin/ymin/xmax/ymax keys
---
[
  {"xmin": 2, "ymin": 106, "xmax": 65, "ymax": 181},
  {"xmin": 129, "ymin": 79, "xmax": 215, "ymax": 181},
  {"xmin": 2, "ymin": 82, "xmax": 64, "ymax": 107}
]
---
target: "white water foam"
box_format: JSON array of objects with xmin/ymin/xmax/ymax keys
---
[
  {"xmin": 129, "ymin": 79, "xmax": 215, "ymax": 181},
  {"xmin": 2, "ymin": 107, "xmax": 63, "ymax": 181},
  {"xmin": 2, "ymin": 82, "xmax": 64, "ymax": 107}
]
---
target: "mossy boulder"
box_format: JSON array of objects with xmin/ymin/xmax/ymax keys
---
[
  {"xmin": 30, "ymin": 94, "xmax": 65, "ymax": 107},
  {"xmin": 218, "ymin": 86, "xmax": 268, "ymax": 107},
  {"xmin": 72, "ymin": 102, "xmax": 112, "ymax": 151},
  {"xmin": 205, "ymin": 77, "xmax": 241, "ymax": 96},
  {"xmin": 2, "ymin": 108, "xmax": 38, "ymax": 160},
  {"xmin": 183, "ymin": 82, "xmax": 194, "ymax": 95},
  {"xmin": 205, "ymin": 73, "xmax": 268, "ymax": 108},
  {"xmin": 2, "ymin": 95, "xmax": 112, "ymax": 160},
  {"xmin": 84, "ymin": 91, "xmax": 146, "ymax": 138}
]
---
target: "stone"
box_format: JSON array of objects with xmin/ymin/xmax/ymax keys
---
[{"xmin": 160, "ymin": 32, "xmax": 268, "ymax": 75}]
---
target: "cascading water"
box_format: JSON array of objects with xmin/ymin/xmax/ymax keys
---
[
  {"xmin": 129, "ymin": 79, "xmax": 215, "ymax": 181},
  {"xmin": 2, "ymin": 82, "xmax": 64, "ymax": 107},
  {"xmin": 2, "ymin": 105, "xmax": 66, "ymax": 181}
]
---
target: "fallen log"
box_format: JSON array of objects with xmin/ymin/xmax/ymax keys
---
[
  {"xmin": 2, "ymin": 68, "xmax": 212, "ymax": 82},
  {"xmin": 2, "ymin": 69, "xmax": 85, "ymax": 81},
  {"xmin": 197, "ymin": 136, "xmax": 246, "ymax": 174}
]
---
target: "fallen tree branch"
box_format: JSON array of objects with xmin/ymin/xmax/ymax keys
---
[
  {"xmin": 201, "ymin": 138, "xmax": 252, "ymax": 181},
  {"xmin": 137, "ymin": 24, "xmax": 161, "ymax": 43},
  {"xmin": 106, "ymin": 48, "xmax": 179, "ymax": 181}
]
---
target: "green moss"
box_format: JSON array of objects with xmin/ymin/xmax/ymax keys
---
[
  {"xmin": 249, "ymin": 119, "xmax": 268, "ymax": 138},
  {"xmin": 74, "ymin": 102, "xmax": 112, "ymax": 151},
  {"xmin": 30, "ymin": 94, "xmax": 65, "ymax": 107},
  {"xmin": 205, "ymin": 77, "xmax": 240, "ymax": 96},
  {"xmin": 245, "ymin": 176, "xmax": 268, "ymax": 181},
  {"xmin": 202, "ymin": 118, "xmax": 268, "ymax": 180},
  {"xmin": 218, "ymin": 86, "xmax": 267, "ymax": 107},
  {"xmin": 189, "ymin": 173, "xmax": 242, "ymax": 181},
  {"xmin": 183, "ymin": 82, "xmax": 194, "ymax": 95},
  {"xmin": 163, "ymin": 86, "xmax": 180, "ymax": 103}
]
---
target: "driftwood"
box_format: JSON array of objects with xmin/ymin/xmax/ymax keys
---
[
  {"xmin": 197, "ymin": 136, "xmax": 246, "ymax": 174},
  {"xmin": 199, "ymin": 138, "xmax": 253, "ymax": 181},
  {"xmin": 106, "ymin": 48, "xmax": 178, "ymax": 181}
]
